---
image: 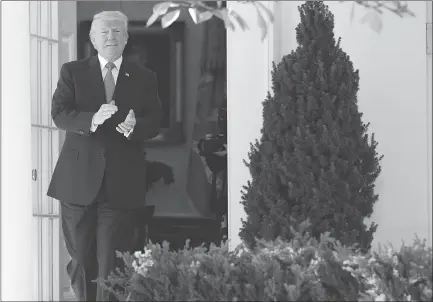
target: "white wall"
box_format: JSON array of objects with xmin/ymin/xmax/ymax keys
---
[
  {"xmin": 271, "ymin": 1, "xmax": 432, "ymax": 248},
  {"xmin": 227, "ymin": 1, "xmax": 274, "ymax": 250}
]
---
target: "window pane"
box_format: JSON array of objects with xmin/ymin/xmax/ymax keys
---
[
  {"xmin": 50, "ymin": 1, "xmax": 58, "ymax": 40},
  {"xmin": 32, "ymin": 216, "xmax": 60, "ymax": 301},
  {"xmin": 30, "ymin": 37, "xmax": 39, "ymax": 124},
  {"xmin": 50, "ymin": 43, "xmax": 59, "ymax": 127},
  {"xmin": 32, "ymin": 127, "xmax": 60, "ymax": 215},
  {"xmin": 32, "ymin": 127, "xmax": 40, "ymax": 214},
  {"xmin": 32, "ymin": 217, "xmax": 41, "ymax": 300},
  {"xmin": 52, "ymin": 217, "xmax": 61, "ymax": 300},
  {"xmin": 29, "ymin": 1, "xmax": 38, "ymax": 35},
  {"xmin": 40, "ymin": 1, "xmax": 49, "ymax": 38},
  {"xmin": 40, "ymin": 39, "xmax": 50, "ymax": 126},
  {"xmin": 30, "ymin": 38, "xmax": 57, "ymax": 127}
]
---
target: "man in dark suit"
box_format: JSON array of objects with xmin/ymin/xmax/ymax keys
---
[{"xmin": 47, "ymin": 11, "xmax": 162, "ymax": 301}]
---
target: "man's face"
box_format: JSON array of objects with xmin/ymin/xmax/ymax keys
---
[{"xmin": 91, "ymin": 19, "xmax": 128, "ymax": 62}]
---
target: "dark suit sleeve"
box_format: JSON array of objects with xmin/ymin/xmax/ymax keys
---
[
  {"xmin": 51, "ymin": 63, "xmax": 96, "ymax": 136},
  {"xmin": 128, "ymin": 71, "xmax": 163, "ymax": 141}
]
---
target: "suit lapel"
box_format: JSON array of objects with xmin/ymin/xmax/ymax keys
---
[{"xmin": 87, "ymin": 56, "xmax": 106, "ymax": 107}]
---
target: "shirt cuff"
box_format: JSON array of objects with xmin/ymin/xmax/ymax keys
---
[
  {"xmin": 124, "ymin": 127, "xmax": 134, "ymax": 138},
  {"xmin": 90, "ymin": 118, "xmax": 98, "ymax": 132}
]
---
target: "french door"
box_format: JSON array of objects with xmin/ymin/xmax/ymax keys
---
[{"xmin": 30, "ymin": 1, "xmax": 76, "ymax": 300}]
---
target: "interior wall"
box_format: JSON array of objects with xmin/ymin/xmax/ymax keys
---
[{"xmin": 77, "ymin": 1, "xmax": 208, "ymax": 217}]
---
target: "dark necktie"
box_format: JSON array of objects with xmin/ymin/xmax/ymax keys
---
[{"xmin": 104, "ymin": 62, "xmax": 116, "ymax": 103}]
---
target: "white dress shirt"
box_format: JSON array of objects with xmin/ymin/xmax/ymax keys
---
[{"xmin": 90, "ymin": 54, "xmax": 134, "ymax": 137}]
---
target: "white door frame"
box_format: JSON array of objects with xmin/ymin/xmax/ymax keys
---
[
  {"xmin": 426, "ymin": 0, "xmax": 432, "ymax": 247},
  {"xmin": 57, "ymin": 2, "xmax": 78, "ymax": 300}
]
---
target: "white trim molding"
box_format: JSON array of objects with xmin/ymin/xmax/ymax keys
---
[{"xmin": 426, "ymin": 0, "xmax": 432, "ymax": 246}]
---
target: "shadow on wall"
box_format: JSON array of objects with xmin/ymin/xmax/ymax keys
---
[{"xmin": 77, "ymin": 1, "xmax": 210, "ymax": 217}]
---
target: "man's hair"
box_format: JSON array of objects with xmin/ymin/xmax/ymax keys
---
[{"xmin": 89, "ymin": 11, "xmax": 129, "ymax": 37}]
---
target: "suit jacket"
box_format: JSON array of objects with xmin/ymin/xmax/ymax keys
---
[{"xmin": 47, "ymin": 56, "xmax": 163, "ymax": 209}]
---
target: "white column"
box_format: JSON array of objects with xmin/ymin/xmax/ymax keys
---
[
  {"xmin": 226, "ymin": 1, "xmax": 274, "ymax": 250},
  {"xmin": 1, "ymin": 1, "xmax": 34, "ymax": 301}
]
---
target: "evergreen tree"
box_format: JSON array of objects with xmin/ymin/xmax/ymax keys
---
[{"xmin": 239, "ymin": 1, "xmax": 383, "ymax": 252}]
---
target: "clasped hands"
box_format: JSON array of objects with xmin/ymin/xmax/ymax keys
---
[{"xmin": 92, "ymin": 101, "xmax": 135, "ymax": 135}]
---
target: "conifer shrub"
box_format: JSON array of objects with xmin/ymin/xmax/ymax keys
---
[{"xmin": 239, "ymin": 1, "xmax": 383, "ymax": 252}]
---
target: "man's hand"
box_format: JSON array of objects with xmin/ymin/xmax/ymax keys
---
[
  {"xmin": 93, "ymin": 101, "xmax": 118, "ymax": 126},
  {"xmin": 116, "ymin": 109, "xmax": 136, "ymax": 135}
]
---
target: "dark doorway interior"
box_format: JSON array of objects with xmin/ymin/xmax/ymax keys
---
[{"xmin": 76, "ymin": 17, "xmax": 227, "ymax": 251}]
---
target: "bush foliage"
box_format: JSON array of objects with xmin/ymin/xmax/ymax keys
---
[{"xmin": 100, "ymin": 221, "xmax": 432, "ymax": 302}]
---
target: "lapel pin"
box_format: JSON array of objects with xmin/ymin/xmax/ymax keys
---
[{"xmin": 125, "ymin": 73, "xmax": 129, "ymax": 77}]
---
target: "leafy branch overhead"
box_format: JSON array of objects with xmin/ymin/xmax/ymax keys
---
[
  {"xmin": 148, "ymin": 1, "xmax": 415, "ymax": 40},
  {"xmin": 147, "ymin": 1, "xmax": 273, "ymax": 40},
  {"xmin": 341, "ymin": 0, "xmax": 415, "ymax": 33}
]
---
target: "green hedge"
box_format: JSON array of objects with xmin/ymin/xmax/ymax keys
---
[{"xmin": 99, "ymin": 222, "xmax": 432, "ymax": 301}]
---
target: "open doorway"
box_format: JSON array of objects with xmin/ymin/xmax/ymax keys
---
[{"xmin": 75, "ymin": 1, "xmax": 228, "ymax": 251}]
